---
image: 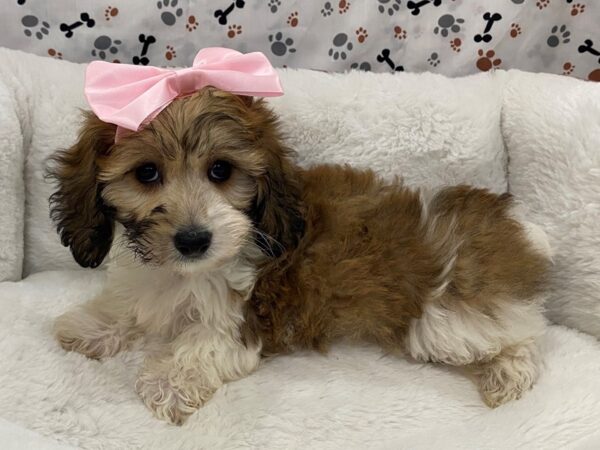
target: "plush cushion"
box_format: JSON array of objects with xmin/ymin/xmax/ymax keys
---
[
  {"xmin": 502, "ymin": 71, "xmax": 600, "ymax": 338},
  {"xmin": 0, "ymin": 47, "xmax": 509, "ymax": 275},
  {"xmin": 1, "ymin": 270, "xmax": 600, "ymax": 448},
  {"xmin": 0, "ymin": 76, "xmax": 25, "ymax": 281}
]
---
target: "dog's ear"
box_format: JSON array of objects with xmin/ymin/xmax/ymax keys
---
[
  {"xmin": 48, "ymin": 112, "xmax": 116, "ymax": 268},
  {"xmin": 252, "ymin": 144, "xmax": 305, "ymax": 258}
]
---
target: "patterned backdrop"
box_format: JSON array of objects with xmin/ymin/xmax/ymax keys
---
[{"xmin": 1, "ymin": 0, "xmax": 599, "ymax": 81}]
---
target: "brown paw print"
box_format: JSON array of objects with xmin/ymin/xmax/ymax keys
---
[
  {"xmin": 355, "ymin": 27, "xmax": 368, "ymax": 43},
  {"xmin": 227, "ymin": 24, "xmax": 242, "ymax": 38},
  {"xmin": 588, "ymin": 69, "xmax": 600, "ymax": 82},
  {"xmin": 339, "ymin": 0, "xmax": 350, "ymax": 14},
  {"xmin": 165, "ymin": 45, "xmax": 177, "ymax": 61},
  {"xmin": 476, "ymin": 49, "xmax": 501, "ymax": 71},
  {"xmin": 287, "ymin": 11, "xmax": 299, "ymax": 27},
  {"xmin": 571, "ymin": 3, "xmax": 585, "ymax": 15},
  {"xmin": 450, "ymin": 38, "xmax": 461, "ymax": 52},
  {"xmin": 394, "ymin": 26, "xmax": 407, "ymax": 40},
  {"xmin": 510, "ymin": 23, "xmax": 522, "ymax": 38},
  {"xmin": 104, "ymin": 6, "xmax": 119, "ymax": 21},
  {"xmin": 47, "ymin": 48, "xmax": 63, "ymax": 59},
  {"xmin": 562, "ymin": 62, "xmax": 575, "ymax": 75},
  {"xmin": 186, "ymin": 15, "xmax": 198, "ymax": 32},
  {"xmin": 536, "ymin": 0, "xmax": 550, "ymax": 9}
]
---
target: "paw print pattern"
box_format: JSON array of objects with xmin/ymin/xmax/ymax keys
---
[
  {"xmin": 186, "ymin": 15, "xmax": 198, "ymax": 31},
  {"xmin": 510, "ymin": 23, "xmax": 522, "ymax": 38},
  {"xmin": 227, "ymin": 24, "xmax": 242, "ymax": 38},
  {"xmin": 434, "ymin": 14, "xmax": 465, "ymax": 37},
  {"xmin": 47, "ymin": 48, "xmax": 63, "ymax": 59},
  {"xmin": 268, "ymin": 0, "xmax": 281, "ymax": 13},
  {"xmin": 355, "ymin": 27, "xmax": 368, "ymax": 43},
  {"xmin": 339, "ymin": 0, "xmax": 350, "ymax": 14},
  {"xmin": 328, "ymin": 33, "xmax": 353, "ymax": 60},
  {"xmin": 450, "ymin": 38, "xmax": 462, "ymax": 52},
  {"xmin": 476, "ymin": 49, "xmax": 501, "ymax": 71},
  {"xmin": 394, "ymin": 26, "xmax": 407, "ymax": 40},
  {"xmin": 571, "ymin": 3, "xmax": 585, "ymax": 15},
  {"xmin": 562, "ymin": 62, "xmax": 575, "ymax": 75},
  {"xmin": 269, "ymin": 32, "xmax": 296, "ymax": 56},
  {"xmin": 536, "ymin": 0, "xmax": 550, "ymax": 9},
  {"xmin": 350, "ymin": 61, "xmax": 372, "ymax": 71},
  {"xmin": 91, "ymin": 35, "xmax": 121, "ymax": 60},
  {"xmin": 427, "ymin": 52, "xmax": 440, "ymax": 67},
  {"xmin": 22, "ymin": 15, "xmax": 50, "ymax": 39},
  {"xmin": 287, "ymin": 12, "xmax": 299, "ymax": 27},
  {"xmin": 547, "ymin": 25, "xmax": 570, "ymax": 47},
  {"xmin": 104, "ymin": 6, "xmax": 118, "ymax": 21},
  {"xmin": 378, "ymin": 0, "xmax": 401, "ymax": 15},
  {"xmin": 165, "ymin": 45, "xmax": 177, "ymax": 60},
  {"xmin": 157, "ymin": 0, "xmax": 183, "ymax": 26},
  {"xmin": 321, "ymin": 2, "xmax": 334, "ymax": 17}
]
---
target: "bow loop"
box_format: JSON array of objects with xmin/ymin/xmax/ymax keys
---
[{"xmin": 84, "ymin": 48, "xmax": 283, "ymax": 138}]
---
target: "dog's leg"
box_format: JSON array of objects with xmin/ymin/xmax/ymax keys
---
[
  {"xmin": 54, "ymin": 291, "xmax": 138, "ymax": 359},
  {"xmin": 406, "ymin": 298, "xmax": 546, "ymax": 406},
  {"xmin": 135, "ymin": 323, "xmax": 260, "ymax": 425}
]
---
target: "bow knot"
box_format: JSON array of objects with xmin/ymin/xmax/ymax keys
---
[{"xmin": 84, "ymin": 48, "xmax": 283, "ymax": 139}]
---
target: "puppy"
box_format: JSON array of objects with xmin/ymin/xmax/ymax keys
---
[{"xmin": 50, "ymin": 87, "xmax": 551, "ymax": 424}]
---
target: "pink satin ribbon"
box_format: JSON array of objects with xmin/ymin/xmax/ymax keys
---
[{"xmin": 84, "ymin": 47, "xmax": 284, "ymax": 141}]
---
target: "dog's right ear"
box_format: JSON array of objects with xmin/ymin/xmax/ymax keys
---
[{"xmin": 48, "ymin": 112, "xmax": 116, "ymax": 268}]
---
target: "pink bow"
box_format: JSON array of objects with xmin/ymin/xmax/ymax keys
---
[{"xmin": 84, "ymin": 47, "xmax": 283, "ymax": 140}]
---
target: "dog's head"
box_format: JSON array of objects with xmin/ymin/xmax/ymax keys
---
[{"xmin": 49, "ymin": 88, "xmax": 305, "ymax": 271}]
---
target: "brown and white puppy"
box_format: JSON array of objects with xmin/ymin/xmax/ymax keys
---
[{"xmin": 50, "ymin": 87, "xmax": 552, "ymax": 425}]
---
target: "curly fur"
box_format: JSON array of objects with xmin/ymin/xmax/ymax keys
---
[{"xmin": 50, "ymin": 87, "xmax": 551, "ymax": 424}]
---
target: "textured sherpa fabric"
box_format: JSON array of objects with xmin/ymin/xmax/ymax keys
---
[
  {"xmin": 0, "ymin": 47, "xmax": 509, "ymax": 275},
  {"xmin": 503, "ymin": 71, "xmax": 600, "ymax": 339},
  {"xmin": 0, "ymin": 77, "xmax": 25, "ymax": 281},
  {"xmin": 1, "ymin": 271, "xmax": 600, "ymax": 449}
]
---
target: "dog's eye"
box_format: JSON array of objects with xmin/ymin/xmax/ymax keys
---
[
  {"xmin": 208, "ymin": 160, "xmax": 232, "ymax": 183},
  {"xmin": 135, "ymin": 163, "xmax": 160, "ymax": 184}
]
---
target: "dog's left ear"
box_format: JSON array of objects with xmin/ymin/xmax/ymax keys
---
[
  {"xmin": 252, "ymin": 144, "xmax": 306, "ymax": 258},
  {"xmin": 48, "ymin": 112, "xmax": 116, "ymax": 268}
]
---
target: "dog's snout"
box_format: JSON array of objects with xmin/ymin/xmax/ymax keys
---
[{"xmin": 174, "ymin": 227, "xmax": 212, "ymax": 257}]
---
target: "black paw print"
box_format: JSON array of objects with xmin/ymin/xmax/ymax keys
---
[
  {"xmin": 91, "ymin": 35, "xmax": 122, "ymax": 60},
  {"xmin": 427, "ymin": 52, "xmax": 440, "ymax": 67},
  {"xmin": 157, "ymin": 0, "xmax": 183, "ymax": 26},
  {"xmin": 269, "ymin": 32, "xmax": 296, "ymax": 56},
  {"xmin": 268, "ymin": 0, "xmax": 281, "ymax": 13},
  {"xmin": 328, "ymin": 33, "xmax": 353, "ymax": 60},
  {"xmin": 321, "ymin": 1, "xmax": 334, "ymax": 16},
  {"xmin": 21, "ymin": 15, "xmax": 50, "ymax": 39},
  {"xmin": 378, "ymin": 0, "xmax": 401, "ymax": 15},
  {"xmin": 350, "ymin": 61, "xmax": 371, "ymax": 71},
  {"xmin": 547, "ymin": 25, "xmax": 571, "ymax": 47},
  {"xmin": 434, "ymin": 14, "xmax": 464, "ymax": 37}
]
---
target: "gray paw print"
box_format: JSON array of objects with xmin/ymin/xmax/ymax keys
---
[
  {"xmin": 350, "ymin": 61, "xmax": 371, "ymax": 71},
  {"xmin": 91, "ymin": 35, "xmax": 122, "ymax": 59},
  {"xmin": 269, "ymin": 32, "xmax": 296, "ymax": 56},
  {"xmin": 21, "ymin": 15, "xmax": 50, "ymax": 39},
  {"xmin": 321, "ymin": 1, "xmax": 334, "ymax": 16},
  {"xmin": 328, "ymin": 33, "xmax": 353, "ymax": 60},
  {"xmin": 547, "ymin": 24, "xmax": 571, "ymax": 47},
  {"xmin": 378, "ymin": 0, "xmax": 401, "ymax": 15},
  {"xmin": 434, "ymin": 14, "xmax": 465, "ymax": 37},
  {"xmin": 427, "ymin": 52, "xmax": 440, "ymax": 67},
  {"xmin": 268, "ymin": 0, "xmax": 281, "ymax": 13},
  {"xmin": 157, "ymin": 0, "xmax": 183, "ymax": 26}
]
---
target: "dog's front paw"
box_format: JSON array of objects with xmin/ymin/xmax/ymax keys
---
[
  {"xmin": 135, "ymin": 368, "xmax": 212, "ymax": 425},
  {"xmin": 54, "ymin": 310, "xmax": 124, "ymax": 360}
]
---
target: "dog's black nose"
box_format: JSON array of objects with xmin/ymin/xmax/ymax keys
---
[{"xmin": 174, "ymin": 228, "xmax": 212, "ymax": 257}]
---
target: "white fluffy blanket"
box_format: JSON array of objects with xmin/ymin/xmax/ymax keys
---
[{"xmin": 1, "ymin": 271, "xmax": 600, "ymax": 449}]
